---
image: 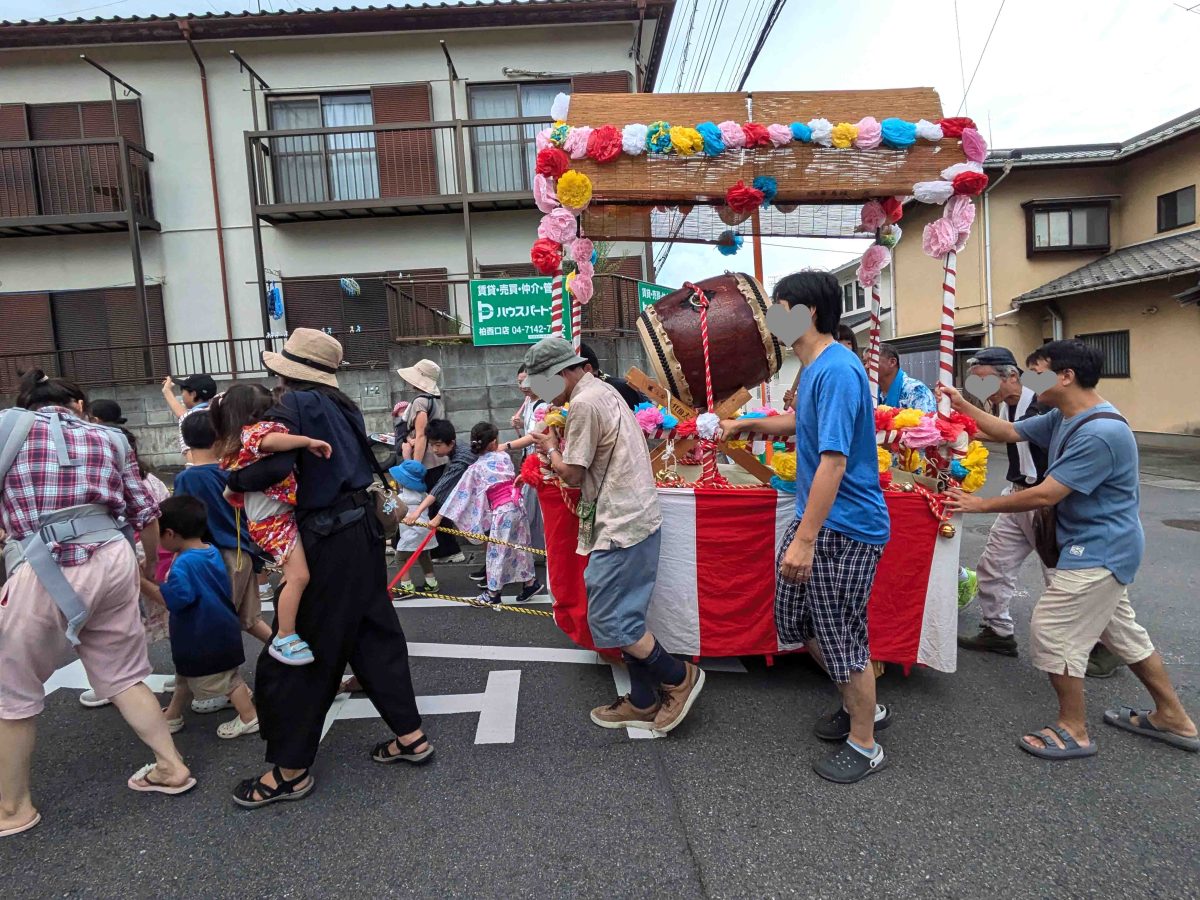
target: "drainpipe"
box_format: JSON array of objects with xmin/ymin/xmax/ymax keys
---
[
  {"xmin": 1047, "ymin": 302, "xmax": 1065, "ymax": 341},
  {"xmin": 982, "ymin": 161, "xmax": 1012, "ymax": 345},
  {"xmin": 180, "ymin": 21, "xmax": 236, "ymax": 361}
]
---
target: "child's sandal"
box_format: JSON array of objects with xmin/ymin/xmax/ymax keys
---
[
  {"xmin": 268, "ymin": 634, "xmax": 314, "ymax": 666},
  {"xmin": 371, "ymin": 734, "xmax": 434, "ymax": 765}
]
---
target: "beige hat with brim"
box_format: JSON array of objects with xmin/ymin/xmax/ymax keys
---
[
  {"xmin": 397, "ymin": 359, "xmax": 442, "ymax": 396},
  {"xmin": 262, "ymin": 328, "xmax": 343, "ymax": 388}
]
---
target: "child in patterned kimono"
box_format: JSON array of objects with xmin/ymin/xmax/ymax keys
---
[
  {"xmin": 437, "ymin": 422, "xmax": 542, "ymax": 605},
  {"xmin": 211, "ymin": 384, "xmax": 332, "ymax": 666}
]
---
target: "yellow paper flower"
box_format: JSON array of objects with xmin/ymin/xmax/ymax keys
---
[
  {"xmin": 669, "ymin": 125, "xmax": 705, "ymax": 156},
  {"xmin": 556, "ymin": 170, "xmax": 593, "ymax": 210},
  {"xmin": 543, "ymin": 408, "xmax": 567, "ymax": 428},
  {"xmin": 831, "ymin": 122, "xmax": 859, "ymax": 149},
  {"xmin": 899, "ymin": 447, "xmax": 922, "ymax": 473},
  {"xmin": 964, "ymin": 440, "xmax": 989, "ymax": 469},
  {"xmin": 726, "ymin": 439, "xmax": 748, "ymax": 451},
  {"xmin": 962, "ymin": 469, "xmax": 986, "ymax": 493},
  {"xmin": 877, "ymin": 446, "xmax": 893, "ymax": 474},
  {"xmin": 772, "ymin": 450, "xmax": 797, "ymax": 481},
  {"xmin": 892, "ymin": 408, "xmax": 924, "ymax": 429}
]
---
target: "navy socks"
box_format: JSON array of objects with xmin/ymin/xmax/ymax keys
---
[
  {"xmin": 621, "ymin": 652, "xmax": 658, "ymax": 708},
  {"xmin": 642, "ymin": 640, "xmax": 687, "ymax": 687}
]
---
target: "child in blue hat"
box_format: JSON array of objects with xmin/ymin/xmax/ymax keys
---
[{"xmin": 389, "ymin": 460, "xmax": 439, "ymax": 594}]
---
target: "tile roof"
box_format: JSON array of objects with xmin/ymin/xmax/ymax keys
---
[
  {"xmin": 1015, "ymin": 229, "xmax": 1200, "ymax": 304},
  {"xmin": 987, "ymin": 108, "xmax": 1200, "ymax": 169}
]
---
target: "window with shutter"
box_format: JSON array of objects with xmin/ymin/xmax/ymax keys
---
[
  {"xmin": 50, "ymin": 284, "xmax": 164, "ymax": 385},
  {"xmin": 587, "ymin": 256, "xmax": 643, "ymax": 334},
  {"xmin": 390, "ymin": 267, "xmax": 452, "ymax": 339},
  {"xmin": 570, "ymin": 71, "xmax": 633, "ymax": 94},
  {"xmin": 0, "ymin": 292, "xmax": 55, "ymax": 390},
  {"xmin": 478, "ymin": 263, "xmax": 538, "ymax": 278},
  {"xmin": 371, "ymin": 84, "xmax": 438, "ymax": 199},
  {"xmin": 0, "ymin": 104, "xmax": 37, "ymax": 217},
  {"xmin": 281, "ymin": 274, "xmax": 392, "ymax": 366}
]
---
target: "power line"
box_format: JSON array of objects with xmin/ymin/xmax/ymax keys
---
[
  {"xmin": 736, "ymin": 0, "xmax": 787, "ymax": 91},
  {"xmin": 51, "ymin": 0, "xmax": 129, "ymax": 16},
  {"xmin": 712, "ymin": 0, "xmax": 762, "ymax": 91},
  {"xmin": 957, "ymin": 0, "xmax": 1007, "ymax": 115},
  {"xmin": 678, "ymin": 0, "xmax": 717, "ymax": 93},
  {"xmin": 656, "ymin": 0, "xmax": 689, "ymax": 91},
  {"xmin": 689, "ymin": 0, "xmax": 730, "ymax": 92},
  {"xmin": 672, "ymin": 0, "xmax": 700, "ymax": 93},
  {"xmin": 953, "ymin": 0, "xmax": 968, "ymax": 114}
]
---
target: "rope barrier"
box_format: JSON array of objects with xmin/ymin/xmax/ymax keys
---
[
  {"xmin": 391, "ymin": 586, "xmax": 556, "ymax": 618},
  {"xmin": 408, "ymin": 521, "xmax": 547, "ymax": 556}
]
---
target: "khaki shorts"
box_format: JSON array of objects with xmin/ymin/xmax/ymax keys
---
[
  {"xmin": 0, "ymin": 541, "xmax": 151, "ymax": 718},
  {"xmin": 178, "ymin": 668, "xmax": 243, "ymax": 701},
  {"xmin": 220, "ymin": 548, "xmax": 263, "ymax": 631},
  {"xmin": 1030, "ymin": 566, "xmax": 1155, "ymax": 677}
]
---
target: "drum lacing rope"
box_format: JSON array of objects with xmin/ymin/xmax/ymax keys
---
[{"xmin": 683, "ymin": 282, "xmax": 728, "ymax": 487}]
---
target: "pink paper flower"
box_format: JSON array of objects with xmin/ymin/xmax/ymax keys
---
[
  {"xmin": 859, "ymin": 200, "xmax": 887, "ymax": 233},
  {"xmin": 570, "ymin": 272, "xmax": 593, "ymax": 305},
  {"xmin": 562, "ymin": 125, "xmax": 593, "ymax": 160},
  {"xmin": 533, "ymin": 174, "xmax": 559, "ymax": 214},
  {"xmin": 535, "ymin": 128, "xmax": 553, "ymax": 153},
  {"xmin": 767, "ymin": 123, "xmax": 793, "ymax": 147},
  {"xmin": 634, "ymin": 405, "xmax": 664, "ymax": 435},
  {"xmin": 855, "ymin": 244, "xmax": 891, "ymax": 288},
  {"xmin": 853, "ymin": 116, "xmax": 883, "ymax": 150},
  {"xmin": 944, "ymin": 194, "xmax": 976, "ymax": 234},
  {"xmin": 718, "ymin": 120, "xmax": 746, "ymax": 150},
  {"xmin": 537, "ymin": 208, "xmax": 577, "ymax": 244},
  {"xmin": 570, "ymin": 236, "xmax": 594, "ymax": 265},
  {"xmin": 900, "ymin": 413, "xmax": 943, "ymax": 450},
  {"xmin": 961, "ymin": 127, "xmax": 987, "ymax": 163},
  {"xmin": 922, "ymin": 218, "xmax": 959, "ymax": 258}
]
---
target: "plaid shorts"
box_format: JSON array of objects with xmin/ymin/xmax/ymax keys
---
[{"xmin": 775, "ymin": 520, "xmax": 884, "ymax": 684}]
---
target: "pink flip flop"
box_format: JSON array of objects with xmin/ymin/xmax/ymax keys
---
[
  {"xmin": 127, "ymin": 763, "xmax": 197, "ymax": 795},
  {"xmin": 0, "ymin": 812, "xmax": 42, "ymax": 838}
]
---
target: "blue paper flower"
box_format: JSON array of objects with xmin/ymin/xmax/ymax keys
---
[
  {"xmin": 591, "ymin": 249, "xmax": 599, "ymax": 265},
  {"xmin": 646, "ymin": 120, "xmax": 673, "ymax": 154},
  {"xmin": 739, "ymin": 410, "xmax": 767, "ymax": 419},
  {"xmin": 950, "ymin": 460, "xmax": 970, "ymax": 480},
  {"xmin": 634, "ymin": 401, "xmax": 656, "ymax": 414},
  {"xmin": 752, "ymin": 175, "xmax": 778, "ymax": 208},
  {"xmin": 880, "ymin": 118, "xmax": 918, "ymax": 149},
  {"xmin": 549, "ymin": 122, "xmax": 569, "ymax": 147},
  {"xmin": 770, "ymin": 475, "xmax": 797, "ymax": 494},
  {"xmin": 661, "ymin": 412, "xmax": 679, "ymax": 430},
  {"xmin": 790, "ymin": 121, "xmax": 813, "ymax": 143},
  {"xmin": 717, "ymin": 229, "xmax": 743, "ymax": 256},
  {"xmin": 696, "ymin": 121, "xmax": 726, "ymax": 156}
]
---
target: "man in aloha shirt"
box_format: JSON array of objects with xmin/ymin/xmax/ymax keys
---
[{"xmin": 875, "ymin": 344, "xmax": 936, "ymax": 413}]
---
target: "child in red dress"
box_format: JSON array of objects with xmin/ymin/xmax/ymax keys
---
[{"xmin": 210, "ymin": 384, "xmax": 331, "ymax": 666}]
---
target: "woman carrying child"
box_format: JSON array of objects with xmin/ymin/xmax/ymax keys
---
[
  {"xmin": 388, "ymin": 459, "xmax": 439, "ymax": 595},
  {"xmin": 438, "ymin": 422, "xmax": 542, "ymax": 606},
  {"xmin": 210, "ymin": 383, "xmax": 332, "ymax": 667}
]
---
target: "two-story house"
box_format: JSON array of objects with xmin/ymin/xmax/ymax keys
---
[
  {"xmin": 0, "ymin": 2, "xmax": 674, "ymax": 394},
  {"xmin": 887, "ymin": 107, "xmax": 1200, "ymax": 439}
]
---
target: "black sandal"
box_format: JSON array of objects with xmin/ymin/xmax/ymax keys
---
[
  {"xmin": 371, "ymin": 734, "xmax": 434, "ymax": 765},
  {"xmin": 232, "ymin": 765, "xmax": 314, "ymax": 809}
]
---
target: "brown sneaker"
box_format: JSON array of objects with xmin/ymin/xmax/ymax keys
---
[
  {"xmin": 590, "ymin": 695, "xmax": 660, "ymax": 730},
  {"xmin": 652, "ymin": 662, "xmax": 706, "ymax": 735}
]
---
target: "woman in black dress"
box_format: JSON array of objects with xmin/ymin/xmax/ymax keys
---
[{"xmin": 228, "ymin": 329, "xmax": 432, "ymax": 808}]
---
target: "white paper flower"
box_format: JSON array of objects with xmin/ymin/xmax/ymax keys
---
[
  {"xmin": 940, "ymin": 161, "xmax": 984, "ymax": 181},
  {"xmin": 696, "ymin": 412, "xmax": 722, "ymax": 441},
  {"xmin": 912, "ymin": 180, "xmax": 955, "ymax": 204},
  {"xmin": 915, "ymin": 119, "xmax": 944, "ymax": 142},
  {"xmin": 807, "ymin": 118, "xmax": 834, "ymax": 147},
  {"xmin": 622, "ymin": 123, "xmax": 649, "ymax": 156},
  {"xmin": 550, "ymin": 92, "xmax": 571, "ymax": 122}
]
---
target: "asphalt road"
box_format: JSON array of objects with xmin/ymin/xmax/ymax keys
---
[{"xmin": 3, "ymin": 455, "xmax": 1198, "ymax": 899}]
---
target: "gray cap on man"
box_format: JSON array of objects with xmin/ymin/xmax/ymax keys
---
[{"xmin": 523, "ymin": 337, "xmax": 587, "ymax": 377}]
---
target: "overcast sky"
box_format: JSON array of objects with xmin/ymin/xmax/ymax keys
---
[{"xmin": 5, "ymin": 0, "xmax": 1197, "ymax": 287}]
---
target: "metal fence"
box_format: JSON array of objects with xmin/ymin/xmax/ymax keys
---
[{"xmin": 0, "ymin": 137, "xmax": 154, "ymax": 220}]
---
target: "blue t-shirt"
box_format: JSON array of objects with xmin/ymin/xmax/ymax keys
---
[
  {"xmin": 173, "ymin": 463, "xmax": 263, "ymax": 569},
  {"xmin": 160, "ymin": 545, "xmax": 245, "ymax": 677},
  {"xmin": 1014, "ymin": 401, "xmax": 1143, "ymax": 584},
  {"xmin": 793, "ymin": 342, "xmax": 889, "ymax": 546}
]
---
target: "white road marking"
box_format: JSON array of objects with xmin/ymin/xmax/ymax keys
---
[
  {"xmin": 609, "ymin": 663, "xmax": 658, "ymax": 740},
  {"xmin": 261, "ymin": 596, "xmax": 553, "ymax": 612}
]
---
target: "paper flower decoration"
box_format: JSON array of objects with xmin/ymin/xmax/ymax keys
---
[
  {"xmin": 859, "ymin": 200, "xmax": 887, "ymax": 233},
  {"xmin": 881, "ymin": 196, "xmax": 904, "ymax": 223},
  {"xmin": 696, "ymin": 121, "xmax": 725, "ymax": 156},
  {"xmin": 915, "ymin": 119, "xmax": 944, "ymax": 142},
  {"xmin": 880, "ymin": 118, "xmax": 917, "ymax": 149},
  {"xmin": 556, "ymin": 170, "xmax": 593, "ymax": 211},
  {"xmin": 952, "ymin": 171, "xmax": 989, "ymax": 196},
  {"xmin": 536, "ymin": 147, "xmax": 570, "ymax": 179},
  {"xmin": 646, "ymin": 121, "xmax": 673, "ymax": 154},
  {"xmin": 961, "ymin": 127, "xmax": 987, "ymax": 163},
  {"xmin": 537, "ymin": 208, "xmax": 577, "ymax": 244},
  {"xmin": 550, "ymin": 92, "xmax": 571, "ymax": 122},
  {"xmin": 570, "ymin": 272, "xmax": 594, "ymax": 305},
  {"xmin": 725, "ymin": 180, "xmax": 765, "ymax": 214},
  {"xmin": 880, "ymin": 223, "xmax": 903, "ymax": 249},
  {"xmin": 742, "ymin": 122, "xmax": 771, "ymax": 148},
  {"xmin": 830, "ymin": 122, "xmax": 858, "ymax": 149},
  {"xmin": 922, "ymin": 218, "xmax": 960, "ymax": 257},
  {"xmin": 549, "ymin": 122, "xmax": 569, "ymax": 147},
  {"xmin": 807, "ymin": 118, "xmax": 834, "ymax": 147},
  {"xmin": 949, "ymin": 460, "xmax": 969, "ymax": 481},
  {"xmin": 717, "ymin": 229, "xmax": 743, "ymax": 256},
  {"xmin": 944, "ymin": 194, "xmax": 976, "ymax": 234},
  {"xmin": 913, "ymin": 181, "xmax": 955, "ymax": 204},
  {"xmin": 530, "ymin": 238, "xmax": 563, "ymax": 275},
  {"xmin": 622, "ymin": 123, "xmax": 649, "ymax": 156},
  {"xmin": 562, "ymin": 125, "xmax": 592, "ymax": 160},
  {"xmin": 543, "ymin": 407, "xmax": 567, "ymax": 429},
  {"xmin": 718, "ymin": 120, "xmax": 747, "ymax": 149},
  {"xmin": 892, "ymin": 408, "xmax": 924, "ymax": 429},
  {"xmin": 695, "ymin": 412, "xmax": 722, "ymax": 440},
  {"xmin": 856, "ymin": 244, "xmax": 891, "ymax": 288},
  {"xmin": 853, "ymin": 117, "xmax": 882, "ymax": 150},
  {"xmin": 877, "ymin": 446, "xmax": 893, "ymax": 474},
  {"xmin": 752, "ymin": 175, "xmax": 778, "ymax": 207},
  {"xmin": 669, "ymin": 125, "xmax": 705, "ymax": 156},
  {"xmin": 674, "ymin": 419, "xmax": 697, "ymax": 438},
  {"xmin": 767, "ymin": 123, "xmax": 793, "ymax": 147},
  {"xmin": 938, "ymin": 117, "xmax": 977, "ymax": 138},
  {"xmin": 790, "ymin": 121, "xmax": 813, "ymax": 143},
  {"xmin": 900, "ymin": 413, "xmax": 943, "ymax": 449},
  {"xmin": 570, "ymin": 236, "xmax": 594, "ymax": 265},
  {"xmin": 941, "ymin": 161, "xmax": 984, "ymax": 181},
  {"xmin": 661, "ymin": 411, "xmax": 679, "ymax": 430},
  {"xmin": 533, "ymin": 174, "xmax": 559, "ymax": 214},
  {"xmin": 586, "ymin": 125, "xmax": 622, "ymax": 164},
  {"xmin": 535, "ymin": 128, "xmax": 553, "ymax": 153},
  {"xmin": 634, "ymin": 403, "xmax": 664, "ymax": 435},
  {"xmin": 771, "ymin": 450, "xmax": 797, "ymax": 482}
]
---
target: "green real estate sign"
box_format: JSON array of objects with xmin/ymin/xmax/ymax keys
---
[
  {"xmin": 469, "ymin": 277, "xmax": 572, "ymax": 346},
  {"xmin": 637, "ymin": 280, "xmax": 674, "ymax": 311}
]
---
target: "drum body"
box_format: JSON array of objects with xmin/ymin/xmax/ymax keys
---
[{"xmin": 637, "ymin": 272, "xmax": 781, "ymax": 408}]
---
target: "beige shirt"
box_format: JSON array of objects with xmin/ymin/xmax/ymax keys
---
[{"xmin": 562, "ymin": 372, "xmax": 662, "ymax": 554}]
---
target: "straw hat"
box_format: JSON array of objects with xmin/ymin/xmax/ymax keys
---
[
  {"xmin": 262, "ymin": 328, "xmax": 343, "ymax": 388},
  {"xmin": 396, "ymin": 359, "xmax": 442, "ymax": 396}
]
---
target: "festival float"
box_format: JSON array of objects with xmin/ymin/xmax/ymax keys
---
[{"xmin": 524, "ymin": 88, "xmax": 989, "ymax": 672}]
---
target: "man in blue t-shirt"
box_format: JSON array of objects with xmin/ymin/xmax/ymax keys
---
[
  {"xmin": 944, "ymin": 339, "xmax": 1197, "ymax": 758},
  {"xmin": 723, "ymin": 271, "xmax": 891, "ymax": 784}
]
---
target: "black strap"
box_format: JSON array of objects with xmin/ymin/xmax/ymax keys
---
[
  {"xmin": 336, "ymin": 404, "xmax": 390, "ymax": 483},
  {"xmin": 1051, "ymin": 410, "xmax": 1128, "ymax": 465}
]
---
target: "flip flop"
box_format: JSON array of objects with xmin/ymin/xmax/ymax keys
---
[
  {"xmin": 1017, "ymin": 725, "xmax": 1097, "ymax": 760},
  {"xmin": 1103, "ymin": 706, "xmax": 1200, "ymax": 752},
  {"xmin": 0, "ymin": 812, "xmax": 42, "ymax": 838},
  {"xmin": 127, "ymin": 763, "xmax": 198, "ymax": 795}
]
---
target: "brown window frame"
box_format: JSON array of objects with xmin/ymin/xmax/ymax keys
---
[
  {"xmin": 1023, "ymin": 199, "xmax": 1112, "ymax": 256},
  {"xmin": 1156, "ymin": 185, "xmax": 1196, "ymax": 233},
  {"xmin": 466, "ymin": 79, "xmax": 572, "ymax": 193},
  {"xmin": 265, "ymin": 91, "xmax": 380, "ymax": 205}
]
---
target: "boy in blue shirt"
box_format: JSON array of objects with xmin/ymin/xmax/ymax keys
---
[
  {"xmin": 723, "ymin": 271, "xmax": 891, "ymax": 784},
  {"xmin": 140, "ymin": 496, "xmax": 259, "ymax": 740},
  {"xmin": 944, "ymin": 339, "xmax": 1197, "ymax": 757}
]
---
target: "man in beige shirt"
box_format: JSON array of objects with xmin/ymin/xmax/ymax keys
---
[{"xmin": 526, "ymin": 338, "xmax": 704, "ymax": 736}]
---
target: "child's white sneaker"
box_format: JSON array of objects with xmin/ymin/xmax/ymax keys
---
[
  {"xmin": 398, "ymin": 580, "xmax": 416, "ymax": 594},
  {"xmin": 425, "ymin": 576, "xmax": 439, "ymax": 591}
]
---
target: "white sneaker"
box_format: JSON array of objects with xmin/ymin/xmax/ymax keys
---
[
  {"xmin": 191, "ymin": 695, "xmax": 231, "ymax": 714},
  {"xmin": 258, "ymin": 583, "xmax": 275, "ymax": 599},
  {"xmin": 79, "ymin": 689, "xmax": 111, "ymax": 708},
  {"xmin": 217, "ymin": 715, "xmax": 259, "ymax": 740},
  {"xmin": 440, "ymin": 553, "xmax": 466, "ymax": 564}
]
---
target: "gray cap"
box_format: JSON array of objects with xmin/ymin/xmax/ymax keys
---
[
  {"xmin": 523, "ymin": 337, "xmax": 586, "ymax": 377},
  {"xmin": 970, "ymin": 346, "xmax": 1019, "ymax": 368}
]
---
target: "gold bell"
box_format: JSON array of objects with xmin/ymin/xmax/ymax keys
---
[{"xmin": 938, "ymin": 521, "xmax": 957, "ymax": 538}]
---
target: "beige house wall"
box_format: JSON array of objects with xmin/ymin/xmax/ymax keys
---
[{"xmin": 1116, "ymin": 136, "xmax": 1200, "ymax": 245}]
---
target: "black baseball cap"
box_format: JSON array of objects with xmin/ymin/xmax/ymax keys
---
[
  {"xmin": 970, "ymin": 347, "xmax": 1019, "ymax": 369},
  {"xmin": 177, "ymin": 374, "xmax": 218, "ymax": 401},
  {"xmin": 89, "ymin": 399, "xmax": 126, "ymax": 424}
]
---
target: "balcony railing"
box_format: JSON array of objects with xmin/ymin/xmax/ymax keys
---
[
  {"xmin": 246, "ymin": 116, "xmax": 551, "ymax": 223},
  {"xmin": 0, "ymin": 137, "xmax": 158, "ymax": 237}
]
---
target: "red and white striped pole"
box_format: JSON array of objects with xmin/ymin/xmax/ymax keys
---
[
  {"xmin": 937, "ymin": 250, "xmax": 957, "ymax": 419},
  {"xmin": 570, "ymin": 295, "xmax": 582, "ymax": 354},
  {"xmin": 550, "ymin": 266, "xmax": 564, "ymax": 339},
  {"xmin": 867, "ymin": 284, "xmax": 882, "ymax": 405}
]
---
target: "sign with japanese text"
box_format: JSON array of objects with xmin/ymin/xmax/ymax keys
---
[
  {"xmin": 469, "ymin": 278, "xmax": 573, "ymax": 346},
  {"xmin": 637, "ymin": 280, "xmax": 674, "ymax": 311}
]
